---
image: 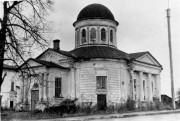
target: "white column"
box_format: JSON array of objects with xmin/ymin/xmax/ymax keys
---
[
  {"xmin": 20, "ymin": 78, "xmax": 24, "ymax": 102},
  {"xmin": 156, "ymin": 74, "xmax": 161, "ymax": 101},
  {"xmin": 24, "ymin": 80, "xmax": 28, "ymax": 104},
  {"xmin": 75, "ymin": 31, "xmax": 77, "ymax": 47},
  {"xmin": 39, "ymin": 74, "xmax": 43, "ymax": 101},
  {"xmin": 114, "ymin": 28, "xmax": 117, "ymax": 46},
  {"xmin": 148, "ymin": 73, "xmax": 152, "ymax": 101},
  {"xmin": 107, "ymin": 27, "xmax": 110, "ymax": 45},
  {"xmin": 43, "ymin": 73, "xmax": 47, "ymax": 101},
  {"xmin": 76, "ymin": 66, "xmax": 80, "ymax": 99},
  {"xmin": 139, "ymin": 71, "xmax": 143, "ymax": 101},
  {"xmin": 87, "ymin": 26, "xmax": 89, "ymax": 44},
  {"xmin": 71, "ymin": 68, "xmax": 75, "ymax": 99},
  {"xmin": 129, "ymin": 70, "xmax": 134, "ymax": 100},
  {"xmin": 97, "ymin": 26, "xmax": 100, "ymax": 43}
]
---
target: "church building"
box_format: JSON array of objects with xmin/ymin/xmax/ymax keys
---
[{"xmin": 19, "ymin": 4, "xmax": 162, "ymax": 110}]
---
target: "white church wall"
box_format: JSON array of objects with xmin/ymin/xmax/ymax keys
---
[
  {"xmin": 21, "ymin": 67, "xmax": 70, "ymax": 108},
  {"xmin": 47, "ymin": 68, "xmax": 69, "ymax": 104},
  {"xmin": 75, "ymin": 60, "xmax": 130, "ymax": 105}
]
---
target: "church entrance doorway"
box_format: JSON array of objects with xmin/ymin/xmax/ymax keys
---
[
  {"xmin": 31, "ymin": 90, "xmax": 39, "ymax": 110},
  {"xmin": 97, "ymin": 94, "xmax": 106, "ymax": 110},
  {"xmin": 10, "ymin": 101, "xmax": 13, "ymax": 108}
]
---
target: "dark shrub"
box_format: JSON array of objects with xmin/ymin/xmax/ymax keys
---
[
  {"xmin": 126, "ymin": 97, "xmax": 135, "ymax": 111},
  {"xmin": 45, "ymin": 98, "xmax": 78, "ymax": 116},
  {"xmin": 78, "ymin": 102, "xmax": 93, "ymax": 114}
]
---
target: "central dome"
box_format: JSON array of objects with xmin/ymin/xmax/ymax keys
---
[{"xmin": 77, "ymin": 3, "xmax": 116, "ymax": 21}]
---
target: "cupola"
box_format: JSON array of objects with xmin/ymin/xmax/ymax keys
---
[{"xmin": 73, "ymin": 4, "xmax": 119, "ymax": 48}]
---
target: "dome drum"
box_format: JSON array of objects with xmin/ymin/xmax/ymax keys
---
[
  {"xmin": 75, "ymin": 23, "xmax": 117, "ymax": 48},
  {"xmin": 74, "ymin": 3, "xmax": 118, "ymax": 48}
]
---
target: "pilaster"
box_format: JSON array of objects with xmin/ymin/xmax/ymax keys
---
[
  {"xmin": 97, "ymin": 26, "xmax": 100, "ymax": 43},
  {"xmin": 129, "ymin": 70, "xmax": 134, "ymax": 100},
  {"xmin": 39, "ymin": 73, "xmax": 43, "ymax": 101},
  {"xmin": 139, "ymin": 71, "xmax": 143, "ymax": 101},
  {"xmin": 20, "ymin": 78, "xmax": 24, "ymax": 102},
  {"xmin": 87, "ymin": 26, "xmax": 89, "ymax": 44},
  {"xmin": 107, "ymin": 27, "xmax": 110, "ymax": 45},
  {"xmin": 43, "ymin": 73, "xmax": 49, "ymax": 101},
  {"xmin": 148, "ymin": 73, "xmax": 152, "ymax": 101},
  {"xmin": 156, "ymin": 74, "xmax": 161, "ymax": 101},
  {"xmin": 71, "ymin": 68, "xmax": 75, "ymax": 99}
]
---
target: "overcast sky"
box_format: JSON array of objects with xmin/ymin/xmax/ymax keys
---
[
  {"xmin": 47, "ymin": 0, "xmax": 180, "ymax": 97},
  {"xmin": 1, "ymin": 0, "xmax": 180, "ymax": 97}
]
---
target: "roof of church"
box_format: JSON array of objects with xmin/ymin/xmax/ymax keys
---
[
  {"xmin": 35, "ymin": 46, "xmax": 162, "ymax": 68},
  {"xmin": 77, "ymin": 4, "xmax": 115, "ymax": 21},
  {"xmin": 74, "ymin": 4, "xmax": 119, "ymax": 26},
  {"xmin": 21, "ymin": 58, "xmax": 69, "ymax": 69},
  {"xmin": 69, "ymin": 46, "xmax": 130, "ymax": 60},
  {"xmin": 129, "ymin": 51, "xmax": 162, "ymax": 67},
  {"xmin": 129, "ymin": 51, "xmax": 149, "ymax": 59},
  {"xmin": 36, "ymin": 48, "xmax": 76, "ymax": 59}
]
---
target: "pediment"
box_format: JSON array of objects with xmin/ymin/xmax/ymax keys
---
[
  {"xmin": 21, "ymin": 59, "xmax": 43, "ymax": 69},
  {"xmin": 136, "ymin": 53, "xmax": 161, "ymax": 66},
  {"xmin": 37, "ymin": 49, "xmax": 73, "ymax": 64}
]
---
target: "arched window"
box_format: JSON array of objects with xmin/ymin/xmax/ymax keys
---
[
  {"xmin": 101, "ymin": 28, "xmax": 106, "ymax": 41},
  {"xmin": 110, "ymin": 30, "xmax": 113, "ymax": 42},
  {"xmin": 90, "ymin": 28, "xmax": 96, "ymax": 42},
  {"xmin": 81, "ymin": 29, "xmax": 86, "ymax": 43}
]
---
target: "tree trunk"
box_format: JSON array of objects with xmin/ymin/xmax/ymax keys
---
[{"xmin": 0, "ymin": 1, "xmax": 8, "ymax": 110}]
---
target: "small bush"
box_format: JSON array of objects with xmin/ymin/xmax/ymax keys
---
[
  {"xmin": 125, "ymin": 97, "xmax": 135, "ymax": 111},
  {"xmin": 77, "ymin": 102, "xmax": 98, "ymax": 114},
  {"xmin": 44, "ymin": 98, "xmax": 78, "ymax": 116}
]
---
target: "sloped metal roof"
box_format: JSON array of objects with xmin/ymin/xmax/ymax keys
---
[
  {"xmin": 20, "ymin": 58, "xmax": 69, "ymax": 69},
  {"xmin": 129, "ymin": 51, "xmax": 148, "ymax": 59},
  {"xmin": 69, "ymin": 46, "xmax": 130, "ymax": 60}
]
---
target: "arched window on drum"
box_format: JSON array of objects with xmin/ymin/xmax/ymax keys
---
[
  {"xmin": 90, "ymin": 28, "xmax": 96, "ymax": 42},
  {"xmin": 110, "ymin": 30, "xmax": 113, "ymax": 43},
  {"xmin": 81, "ymin": 29, "xmax": 86, "ymax": 43},
  {"xmin": 101, "ymin": 28, "xmax": 106, "ymax": 42}
]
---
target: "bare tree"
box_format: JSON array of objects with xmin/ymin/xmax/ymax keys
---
[{"xmin": 0, "ymin": 0, "xmax": 53, "ymax": 107}]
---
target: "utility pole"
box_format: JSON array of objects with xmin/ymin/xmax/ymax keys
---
[{"xmin": 166, "ymin": 8, "xmax": 176, "ymax": 110}]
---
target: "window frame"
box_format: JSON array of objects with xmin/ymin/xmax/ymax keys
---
[
  {"xmin": 101, "ymin": 28, "xmax": 106, "ymax": 41},
  {"xmin": 90, "ymin": 28, "xmax": 96, "ymax": 42},
  {"xmin": 81, "ymin": 29, "xmax": 86, "ymax": 43},
  {"xmin": 110, "ymin": 29, "xmax": 113, "ymax": 42},
  {"xmin": 96, "ymin": 76, "xmax": 107, "ymax": 89},
  {"xmin": 55, "ymin": 77, "xmax": 62, "ymax": 98},
  {"xmin": 11, "ymin": 82, "xmax": 14, "ymax": 91},
  {"xmin": 134, "ymin": 79, "xmax": 136, "ymax": 91}
]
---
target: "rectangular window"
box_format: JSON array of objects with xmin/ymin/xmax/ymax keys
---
[
  {"xmin": 11, "ymin": 82, "xmax": 14, "ymax": 91},
  {"xmin": 134, "ymin": 79, "xmax": 136, "ymax": 91},
  {"xmin": 55, "ymin": 78, "xmax": 61, "ymax": 98},
  {"xmin": 96, "ymin": 76, "xmax": 107, "ymax": 89}
]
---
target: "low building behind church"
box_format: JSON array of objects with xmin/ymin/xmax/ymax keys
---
[{"xmin": 1, "ymin": 64, "xmax": 20, "ymax": 109}]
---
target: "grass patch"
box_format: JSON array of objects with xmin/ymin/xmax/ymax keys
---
[{"xmin": 2, "ymin": 98, "xmax": 176, "ymax": 121}]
